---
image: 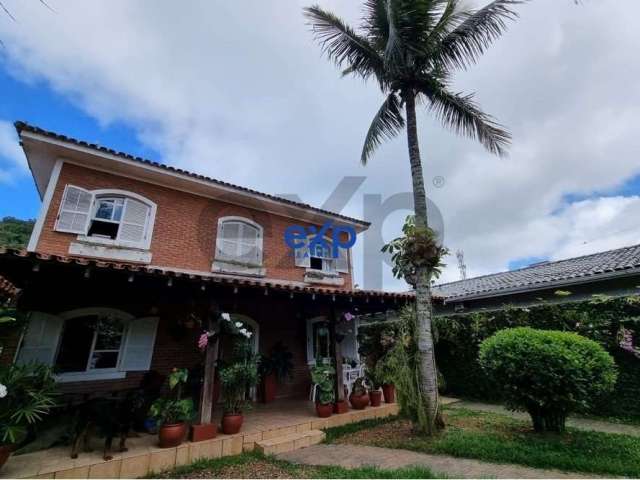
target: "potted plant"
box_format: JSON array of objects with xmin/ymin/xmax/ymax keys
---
[
  {"xmin": 0, "ymin": 362, "xmax": 58, "ymax": 470},
  {"xmin": 219, "ymin": 339, "xmax": 258, "ymax": 434},
  {"xmin": 259, "ymin": 342, "xmax": 293, "ymax": 403},
  {"xmin": 366, "ymin": 365, "xmax": 384, "ymax": 407},
  {"xmin": 377, "ymin": 355, "xmax": 396, "ymax": 403},
  {"xmin": 349, "ymin": 377, "xmax": 369, "ymax": 410},
  {"xmin": 149, "ymin": 368, "xmax": 194, "ymax": 448},
  {"xmin": 310, "ymin": 363, "xmax": 335, "ymax": 418}
]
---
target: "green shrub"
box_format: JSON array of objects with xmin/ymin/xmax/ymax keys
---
[{"xmin": 479, "ymin": 327, "xmax": 617, "ymax": 432}]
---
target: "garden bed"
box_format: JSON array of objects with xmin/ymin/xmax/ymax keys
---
[
  {"xmin": 151, "ymin": 450, "xmax": 440, "ymax": 479},
  {"xmin": 324, "ymin": 408, "xmax": 640, "ymax": 477}
]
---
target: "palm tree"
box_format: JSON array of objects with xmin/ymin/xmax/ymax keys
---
[{"xmin": 304, "ymin": 0, "xmax": 521, "ymax": 434}]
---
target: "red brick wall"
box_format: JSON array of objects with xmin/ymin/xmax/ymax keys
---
[{"xmin": 36, "ymin": 163, "xmax": 353, "ymax": 289}]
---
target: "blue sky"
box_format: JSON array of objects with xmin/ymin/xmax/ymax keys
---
[
  {"xmin": 0, "ymin": 68, "xmax": 157, "ymax": 219},
  {"xmin": 1, "ymin": 0, "xmax": 640, "ymax": 288}
]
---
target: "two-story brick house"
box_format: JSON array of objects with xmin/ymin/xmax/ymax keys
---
[{"xmin": 0, "ymin": 122, "xmax": 410, "ymax": 405}]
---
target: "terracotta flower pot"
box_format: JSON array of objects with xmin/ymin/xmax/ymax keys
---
[
  {"xmin": 333, "ymin": 399, "xmax": 349, "ymax": 414},
  {"xmin": 0, "ymin": 444, "xmax": 13, "ymax": 471},
  {"xmin": 261, "ymin": 373, "xmax": 277, "ymax": 403},
  {"xmin": 158, "ymin": 422, "xmax": 187, "ymax": 448},
  {"xmin": 369, "ymin": 389, "xmax": 383, "ymax": 407},
  {"xmin": 349, "ymin": 393, "xmax": 369, "ymax": 410},
  {"xmin": 382, "ymin": 384, "xmax": 396, "ymax": 403},
  {"xmin": 221, "ymin": 414, "xmax": 244, "ymax": 434},
  {"xmin": 316, "ymin": 402, "xmax": 333, "ymax": 418}
]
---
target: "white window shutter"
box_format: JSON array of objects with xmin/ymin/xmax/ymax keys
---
[
  {"xmin": 120, "ymin": 317, "xmax": 158, "ymax": 372},
  {"xmin": 254, "ymin": 229, "xmax": 263, "ymax": 266},
  {"xmin": 118, "ymin": 199, "xmax": 150, "ymax": 246},
  {"xmin": 336, "ymin": 247, "xmax": 349, "ymax": 273},
  {"xmin": 55, "ymin": 185, "xmax": 93, "ymax": 234},
  {"xmin": 294, "ymin": 238, "xmax": 311, "ymax": 268},
  {"xmin": 15, "ymin": 312, "xmax": 63, "ymax": 366}
]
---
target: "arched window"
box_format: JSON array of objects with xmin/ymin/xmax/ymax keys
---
[
  {"xmin": 294, "ymin": 236, "xmax": 349, "ymax": 274},
  {"xmin": 16, "ymin": 308, "xmax": 159, "ymax": 382},
  {"xmin": 213, "ymin": 217, "xmax": 264, "ymax": 275},
  {"xmin": 55, "ymin": 185, "xmax": 156, "ymax": 250}
]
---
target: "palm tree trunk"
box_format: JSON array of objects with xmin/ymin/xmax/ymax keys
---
[{"xmin": 405, "ymin": 91, "xmax": 440, "ymax": 435}]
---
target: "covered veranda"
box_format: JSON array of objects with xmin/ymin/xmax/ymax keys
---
[{"xmin": 0, "ymin": 247, "xmax": 408, "ymax": 478}]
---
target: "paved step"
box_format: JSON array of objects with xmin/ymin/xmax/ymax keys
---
[{"xmin": 256, "ymin": 429, "xmax": 325, "ymax": 455}]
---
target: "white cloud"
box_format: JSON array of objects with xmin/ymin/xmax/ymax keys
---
[
  {"xmin": 0, "ymin": 120, "xmax": 27, "ymax": 183},
  {"xmin": 0, "ymin": 0, "xmax": 639, "ymax": 289}
]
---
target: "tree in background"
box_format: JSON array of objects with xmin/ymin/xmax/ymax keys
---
[
  {"xmin": 0, "ymin": 217, "xmax": 34, "ymax": 249},
  {"xmin": 304, "ymin": 0, "xmax": 521, "ymax": 434}
]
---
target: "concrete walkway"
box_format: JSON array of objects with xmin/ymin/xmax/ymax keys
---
[
  {"xmin": 278, "ymin": 444, "xmax": 601, "ymax": 478},
  {"xmin": 450, "ymin": 400, "xmax": 640, "ymax": 437}
]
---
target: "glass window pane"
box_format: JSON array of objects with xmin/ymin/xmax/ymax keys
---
[
  {"xmin": 113, "ymin": 204, "xmax": 124, "ymax": 221},
  {"xmin": 95, "ymin": 200, "xmax": 114, "ymax": 220},
  {"xmin": 90, "ymin": 351, "xmax": 119, "ymax": 369},
  {"xmin": 94, "ymin": 317, "xmax": 124, "ymax": 350},
  {"xmin": 55, "ymin": 317, "xmax": 95, "ymax": 373}
]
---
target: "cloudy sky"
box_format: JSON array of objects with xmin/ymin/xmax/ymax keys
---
[{"xmin": 1, "ymin": 0, "xmax": 639, "ymax": 291}]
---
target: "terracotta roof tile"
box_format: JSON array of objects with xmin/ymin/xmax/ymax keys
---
[
  {"xmin": 15, "ymin": 121, "xmax": 370, "ymax": 228},
  {"xmin": 0, "ymin": 247, "xmax": 413, "ymax": 302}
]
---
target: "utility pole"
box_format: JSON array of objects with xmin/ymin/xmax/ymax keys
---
[{"xmin": 456, "ymin": 249, "xmax": 467, "ymax": 280}]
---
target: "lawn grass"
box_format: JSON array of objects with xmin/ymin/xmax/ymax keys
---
[
  {"xmin": 325, "ymin": 408, "xmax": 640, "ymax": 477},
  {"xmin": 150, "ymin": 450, "xmax": 443, "ymax": 479}
]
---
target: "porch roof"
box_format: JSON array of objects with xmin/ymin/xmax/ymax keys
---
[{"xmin": 0, "ymin": 247, "xmax": 418, "ymax": 302}]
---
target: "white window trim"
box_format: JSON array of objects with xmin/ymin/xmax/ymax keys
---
[
  {"xmin": 28, "ymin": 158, "xmax": 64, "ymax": 252},
  {"xmin": 305, "ymin": 235, "xmax": 337, "ymax": 274},
  {"xmin": 306, "ymin": 316, "xmax": 331, "ymax": 365},
  {"xmin": 212, "ymin": 216, "xmax": 265, "ymax": 275},
  {"xmin": 76, "ymin": 188, "xmax": 157, "ymax": 251},
  {"xmin": 54, "ymin": 308, "xmax": 134, "ymax": 382}
]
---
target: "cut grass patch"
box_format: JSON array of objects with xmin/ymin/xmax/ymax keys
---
[
  {"xmin": 325, "ymin": 408, "xmax": 640, "ymax": 477},
  {"xmin": 150, "ymin": 450, "xmax": 443, "ymax": 479}
]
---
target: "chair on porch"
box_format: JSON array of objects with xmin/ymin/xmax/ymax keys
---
[{"xmin": 342, "ymin": 364, "xmax": 366, "ymax": 396}]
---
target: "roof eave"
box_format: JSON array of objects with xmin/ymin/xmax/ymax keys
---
[{"xmin": 16, "ymin": 123, "xmax": 370, "ymax": 233}]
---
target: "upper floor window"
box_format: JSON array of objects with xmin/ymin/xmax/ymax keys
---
[
  {"xmin": 55, "ymin": 185, "xmax": 156, "ymax": 250},
  {"xmin": 294, "ymin": 236, "xmax": 349, "ymax": 274},
  {"xmin": 213, "ymin": 217, "xmax": 264, "ymax": 275}
]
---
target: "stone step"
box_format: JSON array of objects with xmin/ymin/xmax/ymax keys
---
[{"xmin": 255, "ymin": 429, "xmax": 325, "ymax": 455}]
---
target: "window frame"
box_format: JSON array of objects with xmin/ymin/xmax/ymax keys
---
[
  {"xmin": 214, "ymin": 216, "xmax": 264, "ymax": 270},
  {"xmin": 77, "ymin": 189, "xmax": 157, "ymax": 250},
  {"xmin": 54, "ymin": 308, "xmax": 135, "ymax": 382},
  {"xmin": 307, "ymin": 236, "xmax": 336, "ymax": 273}
]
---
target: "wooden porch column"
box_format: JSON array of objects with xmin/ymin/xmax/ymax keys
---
[
  {"xmin": 200, "ymin": 307, "xmax": 220, "ymax": 424},
  {"xmin": 330, "ymin": 305, "xmax": 345, "ymax": 402}
]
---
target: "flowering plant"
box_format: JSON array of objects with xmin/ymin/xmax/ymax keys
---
[{"xmin": 219, "ymin": 341, "xmax": 258, "ymax": 414}]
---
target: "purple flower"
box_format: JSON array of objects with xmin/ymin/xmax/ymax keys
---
[
  {"xmin": 344, "ymin": 312, "xmax": 354, "ymax": 322},
  {"xmin": 198, "ymin": 332, "xmax": 209, "ymax": 351}
]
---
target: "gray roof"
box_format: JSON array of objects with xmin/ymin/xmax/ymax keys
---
[{"xmin": 433, "ymin": 243, "xmax": 640, "ymax": 301}]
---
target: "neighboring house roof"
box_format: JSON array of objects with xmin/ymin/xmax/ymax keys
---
[
  {"xmin": 15, "ymin": 121, "xmax": 370, "ymax": 230},
  {"xmin": 0, "ymin": 247, "xmax": 413, "ymax": 302},
  {"xmin": 433, "ymin": 243, "xmax": 640, "ymax": 302}
]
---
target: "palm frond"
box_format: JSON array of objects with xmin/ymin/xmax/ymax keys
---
[
  {"xmin": 436, "ymin": 0, "xmax": 523, "ymax": 70},
  {"xmin": 362, "ymin": 0, "xmax": 389, "ymax": 52},
  {"xmin": 419, "ymin": 78, "xmax": 510, "ymax": 156},
  {"xmin": 304, "ymin": 5, "xmax": 384, "ymax": 83},
  {"xmin": 361, "ymin": 93, "xmax": 405, "ymax": 165}
]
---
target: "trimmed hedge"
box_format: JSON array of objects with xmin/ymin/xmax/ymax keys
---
[
  {"xmin": 435, "ymin": 295, "xmax": 640, "ymax": 420},
  {"xmin": 479, "ymin": 327, "xmax": 617, "ymax": 431}
]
